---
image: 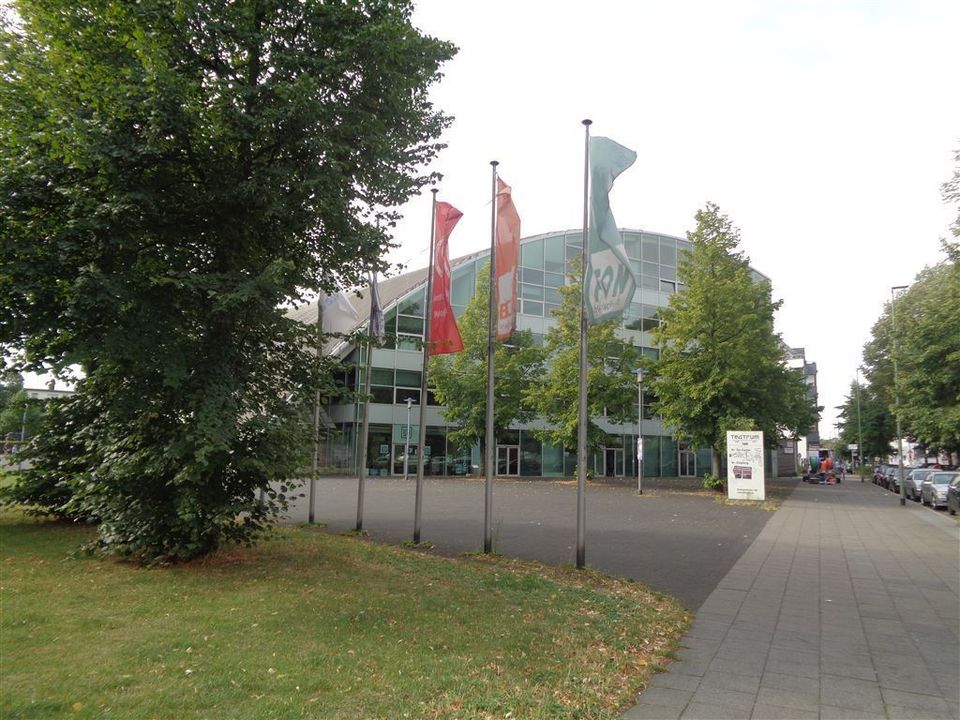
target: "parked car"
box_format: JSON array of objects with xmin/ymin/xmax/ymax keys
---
[
  {"xmin": 885, "ymin": 464, "xmax": 905, "ymax": 492},
  {"xmin": 947, "ymin": 476, "xmax": 960, "ymax": 516},
  {"xmin": 903, "ymin": 468, "xmax": 933, "ymax": 502},
  {"xmin": 874, "ymin": 464, "xmax": 894, "ymax": 488},
  {"xmin": 921, "ymin": 471, "xmax": 959, "ymax": 509}
]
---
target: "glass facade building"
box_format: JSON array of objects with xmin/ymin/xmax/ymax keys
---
[{"xmin": 317, "ymin": 228, "xmax": 742, "ymax": 479}]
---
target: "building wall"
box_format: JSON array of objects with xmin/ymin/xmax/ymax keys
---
[{"xmin": 322, "ymin": 229, "xmax": 778, "ymax": 479}]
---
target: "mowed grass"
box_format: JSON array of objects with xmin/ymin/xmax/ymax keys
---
[{"xmin": 1, "ymin": 510, "xmax": 689, "ymax": 720}]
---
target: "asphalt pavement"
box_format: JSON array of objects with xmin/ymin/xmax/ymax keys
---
[{"xmin": 282, "ymin": 474, "xmax": 798, "ymax": 611}]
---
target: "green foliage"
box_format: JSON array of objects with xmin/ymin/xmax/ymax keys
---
[
  {"xmin": 861, "ymin": 249, "xmax": 960, "ymax": 456},
  {"xmin": 651, "ymin": 203, "xmax": 819, "ymax": 474},
  {"xmin": 0, "ymin": 372, "xmax": 43, "ymax": 442},
  {"xmin": 525, "ymin": 258, "xmax": 640, "ymax": 453},
  {"xmin": 701, "ymin": 473, "xmax": 723, "ymax": 491},
  {"xmin": 430, "ymin": 263, "xmax": 546, "ymax": 462},
  {"xmin": 0, "ymin": 1, "xmax": 455, "ymax": 561}
]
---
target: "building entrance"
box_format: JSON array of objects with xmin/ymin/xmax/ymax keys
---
[
  {"xmin": 497, "ymin": 445, "xmax": 519, "ymax": 476},
  {"xmin": 678, "ymin": 442, "xmax": 697, "ymax": 477},
  {"xmin": 604, "ymin": 447, "xmax": 624, "ymax": 477}
]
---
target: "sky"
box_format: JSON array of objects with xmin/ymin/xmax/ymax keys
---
[{"xmin": 378, "ymin": 0, "xmax": 960, "ymax": 439}]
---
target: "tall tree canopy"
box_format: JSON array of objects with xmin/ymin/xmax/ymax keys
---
[
  {"xmin": 0, "ymin": 0, "xmax": 455, "ymax": 561},
  {"xmin": 651, "ymin": 203, "xmax": 818, "ymax": 477},
  {"xmin": 430, "ymin": 264, "xmax": 545, "ymax": 468}
]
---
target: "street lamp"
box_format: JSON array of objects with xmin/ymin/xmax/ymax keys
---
[
  {"xmin": 891, "ymin": 285, "xmax": 909, "ymax": 506},
  {"xmin": 855, "ymin": 366, "xmax": 865, "ymax": 482},
  {"xmin": 637, "ymin": 368, "xmax": 644, "ymax": 495}
]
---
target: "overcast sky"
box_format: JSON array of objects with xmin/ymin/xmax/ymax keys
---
[{"xmin": 383, "ymin": 0, "xmax": 960, "ymax": 440}]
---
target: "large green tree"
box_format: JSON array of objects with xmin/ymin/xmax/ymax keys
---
[
  {"xmin": 862, "ymin": 252, "xmax": 959, "ymax": 460},
  {"xmin": 430, "ymin": 264, "xmax": 545, "ymax": 470},
  {"xmin": 0, "ymin": 1, "xmax": 454, "ymax": 561},
  {"xmin": 650, "ymin": 203, "xmax": 818, "ymax": 477},
  {"xmin": 525, "ymin": 259, "xmax": 640, "ymax": 455}
]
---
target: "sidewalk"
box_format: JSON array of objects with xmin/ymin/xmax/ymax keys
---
[{"xmin": 624, "ymin": 479, "xmax": 960, "ymax": 720}]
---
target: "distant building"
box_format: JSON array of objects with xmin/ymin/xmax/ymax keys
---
[{"xmin": 295, "ymin": 228, "xmax": 803, "ymax": 479}]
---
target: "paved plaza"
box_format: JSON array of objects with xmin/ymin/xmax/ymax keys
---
[{"xmin": 624, "ymin": 479, "xmax": 960, "ymax": 719}]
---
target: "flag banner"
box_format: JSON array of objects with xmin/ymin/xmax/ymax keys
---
[
  {"xmin": 429, "ymin": 201, "xmax": 464, "ymax": 355},
  {"xmin": 319, "ymin": 287, "xmax": 360, "ymax": 335},
  {"xmin": 585, "ymin": 136, "xmax": 637, "ymax": 324},
  {"xmin": 368, "ymin": 272, "xmax": 385, "ymax": 342},
  {"xmin": 495, "ymin": 178, "xmax": 521, "ymax": 340}
]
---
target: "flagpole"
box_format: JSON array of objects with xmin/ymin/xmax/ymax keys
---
[
  {"xmin": 356, "ymin": 273, "xmax": 375, "ymax": 532},
  {"xmin": 484, "ymin": 160, "xmax": 499, "ymax": 554},
  {"xmin": 310, "ymin": 298, "xmax": 323, "ymax": 524},
  {"xmin": 576, "ymin": 119, "xmax": 592, "ymax": 569},
  {"xmin": 414, "ymin": 189, "xmax": 439, "ymax": 544}
]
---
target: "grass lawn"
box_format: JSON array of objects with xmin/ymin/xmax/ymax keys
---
[{"xmin": 1, "ymin": 510, "xmax": 689, "ymax": 719}]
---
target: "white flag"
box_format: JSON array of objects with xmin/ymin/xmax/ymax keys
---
[{"xmin": 319, "ymin": 288, "xmax": 360, "ymax": 335}]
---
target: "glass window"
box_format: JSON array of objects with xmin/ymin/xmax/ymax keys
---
[
  {"xmin": 451, "ymin": 264, "xmax": 476, "ymax": 307},
  {"xmin": 397, "ymin": 334, "xmax": 421, "ymax": 351},
  {"xmin": 520, "ymin": 267, "xmax": 544, "ymax": 285},
  {"xmin": 543, "ymin": 271, "xmax": 564, "ymax": 288},
  {"xmin": 660, "ymin": 264, "xmax": 676, "ymax": 281},
  {"xmin": 520, "ymin": 283, "xmax": 543, "ymax": 300},
  {"xmin": 397, "ymin": 315, "xmax": 424, "ymax": 335},
  {"xmin": 544, "ymin": 236, "xmax": 565, "ymax": 273},
  {"xmin": 521, "ymin": 238, "xmax": 543, "ymax": 269},
  {"xmin": 623, "ymin": 233, "xmax": 642, "ymax": 260},
  {"xmin": 371, "ymin": 368, "xmax": 394, "ymax": 385},
  {"xmin": 365, "ymin": 425, "xmax": 392, "ymax": 475},
  {"xmin": 522, "ymin": 300, "xmax": 543, "ymax": 316},
  {"xmin": 544, "ymin": 287, "xmax": 561, "ymax": 305},
  {"xmin": 384, "ymin": 307, "xmax": 397, "ymax": 334},
  {"xmin": 660, "ymin": 238, "xmax": 676, "ymax": 266},
  {"xmin": 370, "ymin": 386, "xmax": 393, "ymax": 404},
  {"xmin": 545, "ymin": 302, "xmax": 559, "ymax": 316},
  {"xmin": 397, "ymin": 289, "xmax": 425, "ymax": 317},
  {"xmin": 542, "ymin": 442, "xmax": 564, "ymax": 477},
  {"xmin": 642, "ymin": 234, "xmax": 659, "ymax": 262},
  {"xmin": 642, "ymin": 261, "xmax": 658, "ymax": 278},
  {"xmin": 520, "ymin": 430, "xmax": 541, "ymax": 476},
  {"xmin": 394, "ymin": 387, "xmax": 421, "ymax": 405},
  {"xmin": 640, "ymin": 274, "xmax": 659, "ymax": 291},
  {"xmin": 660, "ymin": 280, "xmax": 676, "ymax": 293},
  {"xmin": 395, "ymin": 369, "xmax": 421, "ymax": 387}
]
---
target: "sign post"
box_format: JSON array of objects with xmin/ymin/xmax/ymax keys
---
[{"xmin": 726, "ymin": 431, "xmax": 765, "ymax": 501}]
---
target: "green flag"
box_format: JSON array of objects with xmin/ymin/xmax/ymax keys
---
[{"xmin": 585, "ymin": 136, "xmax": 637, "ymax": 324}]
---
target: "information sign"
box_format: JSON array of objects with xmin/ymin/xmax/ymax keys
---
[{"xmin": 726, "ymin": 431, "xmax": 765, "ymax": 501}]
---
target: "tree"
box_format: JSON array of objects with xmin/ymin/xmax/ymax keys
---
[
  {"xmin": 862, "ymin": 255, "xmax": 960, "ymax": 461},
  {"xmin": 525, "ymin": 258, "xmax": 640, "ymax": 456},
  {"xmin": 0, "ymin": 1, "xmax": 454, "ymax": 561},
  {"xmin": 650, "ymin": 203, "xmax": 818, "ymax": 477},
  {"xmin": 0, "ymin": 372, "xmax": 42, "ymax": 443},
  {"xmin": 430, "ymin": 264, "xmax": 545, "ymax": 469}
]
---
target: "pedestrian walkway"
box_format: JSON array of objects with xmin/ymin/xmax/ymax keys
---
[{"xmin": 624, "ymin": 479, "xmax": 960, "ymax": 719}]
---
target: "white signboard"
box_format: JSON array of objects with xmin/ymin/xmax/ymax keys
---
[{"xmin": 726, "ymin": 431, "xmax": 765, "ymax": 501}]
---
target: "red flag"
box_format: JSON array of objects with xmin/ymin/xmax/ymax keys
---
[
  {"xmin": 495, "ymin": 178, "xmax": 521, "ymax": 340},
  {"xmin": 429, "ymin": 201, "xmax": 464, "ymax": 355}
]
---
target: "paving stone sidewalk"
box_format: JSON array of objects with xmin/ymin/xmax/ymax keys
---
[{"xmin": 624, "ymin": 479, "xmax": 960, "ymax": 720}]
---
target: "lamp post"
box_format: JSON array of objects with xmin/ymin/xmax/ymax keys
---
[
  {"xmin": 637, "ymin": 368, "xmax": 644, "ymax": 495},
  {"xmin": 855, "ymin": 366, "xmax": 865, "ymax": 482},
  {"xmin": 891, "ymin": 285, "xmax": 909, "ymax": 506},
  {"xmin": 403, "ymin": 397, "xmax": 413, "ymax": 482}
]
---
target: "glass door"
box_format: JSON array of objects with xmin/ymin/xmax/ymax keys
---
[
  {"xmin": 678, "ymin": 442, "xmax": 696, "ymax": 477},
  {"xmin": 604, "ymin": 448, "xmax": 624, "ymax": 477},
  {"xmin": 497, "ymin": 445, "xmax": 520, "ymax": 476}
]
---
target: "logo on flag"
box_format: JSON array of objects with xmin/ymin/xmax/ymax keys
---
[
  {"xmin": 429, "ymin": 201, "xmax": 464, "ymax": 355},
  {"xmin": 585, "ymin": 136, "xmax": 637, "ymax": 325},
  {"xmin": 495, "ymin": 178, "xmax": 521, "ymax": 340}
]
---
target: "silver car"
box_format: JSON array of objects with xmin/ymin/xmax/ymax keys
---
[
  {"xmin": 903, "ymin": 468, "xmax": 933, "ymax": 502},
  {"xmin": 921, "ymin": 471, "xmax": 959, "ymax": 509}
]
